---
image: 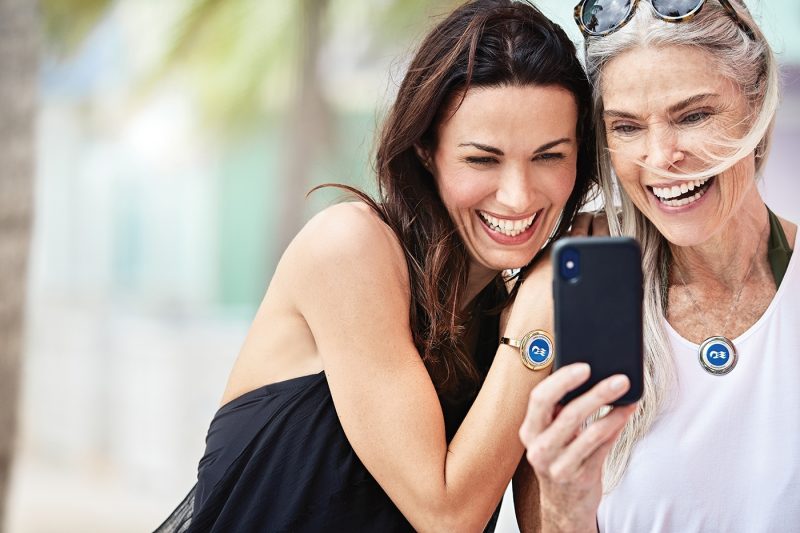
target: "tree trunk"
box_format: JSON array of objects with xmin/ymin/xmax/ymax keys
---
[
  {"xmin": 0, "ymin": 0, "xmax": 37, "ymax": 525},
  {"xmin": 275, "ymin": 0, "xmax": 332, "ymax": 258}
]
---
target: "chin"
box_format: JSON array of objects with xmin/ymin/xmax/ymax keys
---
[
  {"xmin": 648, "ymin": 218, "xmax": 714, "ymax": 248},
  {"xmin": 487, "ymin": 249, "xmax": 541, "ymax": 271}
]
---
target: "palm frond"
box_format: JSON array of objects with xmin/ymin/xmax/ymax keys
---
[{"xmin": 40, "ymin": 0, "xmax": 113, "ymax": 56}]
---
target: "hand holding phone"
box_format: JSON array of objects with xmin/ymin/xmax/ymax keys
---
[{"xmin": 552, "ymin": 237, "xmax": 644, "ymax": 406}]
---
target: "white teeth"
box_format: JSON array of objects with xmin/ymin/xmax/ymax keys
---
[
  {"xmin": 651, "ymin": 177, "xmax": 710, "ymax": 200},
  {"xmin": 659, "ymin": 190, "xmax": 705, "ymax": 207},
  {"xmin": 478, "ymin": 211, "xmax": 537, "ymax": 237}
]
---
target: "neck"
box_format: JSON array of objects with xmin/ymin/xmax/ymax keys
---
[
  {"xmin": 670, "ymin": 189, "xmax": 768, "ymax": 290},
  {"xmin": 462, "ymin": 262, "xmax": 500, "ymax": 310}
]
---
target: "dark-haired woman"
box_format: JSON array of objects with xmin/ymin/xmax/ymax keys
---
[{"xmin": 157, "ymin": 1, "xmax": 596, "ymax": 531}]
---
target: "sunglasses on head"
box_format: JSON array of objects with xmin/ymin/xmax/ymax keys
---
[{"xmin": 574, "ymin": 0, "xmax": 755, "ymax": 39}]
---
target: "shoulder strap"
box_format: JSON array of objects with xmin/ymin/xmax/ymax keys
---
[{"xmin": 767, "ymin": 206, "xmax": 793, "ymax": 287}]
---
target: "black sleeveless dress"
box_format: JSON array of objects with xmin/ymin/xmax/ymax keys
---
[{"xmin": 155, "ymin": 284, "xmax": 505, "ymax": 533}]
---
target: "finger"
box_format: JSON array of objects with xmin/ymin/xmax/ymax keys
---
[
  {"xmin": 520, "ymin": 363, "xmax": 591, "ymax": 438},
  {"xmin": 520, "ymin": 364, "xmax": 593, "ymax": 468},
  {"xmin": 525, "ymin": 399, "xmax": 626, "ymax": 472},
  {"xmin": 591, "ymin": 212, "xmax": 610, "ymax": 237},
  {"xmin": 571, "ymin": 405, "xmax": 635, "ymax": 484},
  {"xmin": 549, "ymin": 404, "xmax": 636, "ymax": 479},
  {"xmin": 540, "ymin": 374, "xmax": 631, "ymax": 453},
  {"xmin": 569, "ymin": 213, "xmax": 593, "ymax": 237}
]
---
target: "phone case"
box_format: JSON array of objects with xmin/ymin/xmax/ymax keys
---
[{"xmin": 552, "ymin": 237, "xmax": 644, "ymax": 406}]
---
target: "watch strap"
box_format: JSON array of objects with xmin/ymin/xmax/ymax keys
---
[
  {"xmin": 499, "ymin": 336, "xmax": 523, "ymax": 349},
  {"xmin": 500, "ymin": 329, "xmax": 555, "ymax": 371}
]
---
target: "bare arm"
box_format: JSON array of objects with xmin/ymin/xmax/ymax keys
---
[
  {"xmin": 284, "ymin": 203, "xmax": 553, "ymax": 532},
  {"xmin": 513, "ymin": 457, "xmax": 541, "ymax": 533}
]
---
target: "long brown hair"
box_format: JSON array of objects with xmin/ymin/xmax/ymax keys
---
[{"xmin": 321, "ymin": 0, "xmax": 597, "ymax": 402}]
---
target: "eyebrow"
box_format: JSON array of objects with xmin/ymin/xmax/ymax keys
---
[
  {"xmin": 458, "ymin": 142, "xmax": 504, "ymax": 155},
  {"xmin": 604, "ymin": 93, "xmax": 720, "ymax": 120},
  {"xmin": 667, "ymin": 93, "xmax": 720, "ymax": 114},
  {"xmin": 458, "ymin": 138, "xmax": 573, "ymax": 156}
]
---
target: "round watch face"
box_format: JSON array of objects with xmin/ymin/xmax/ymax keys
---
[
  {"xmin": 698, "ymin": 336, "xmax": 737, "ymax": 375},
  {"xmin": 520, "ymin": 330, "xmax": 554, "ymax": 371}
]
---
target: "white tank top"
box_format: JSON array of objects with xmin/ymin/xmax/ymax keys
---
[{"xmin": 597, "ymin": 243, "xmax": 800, "ymax": 533}]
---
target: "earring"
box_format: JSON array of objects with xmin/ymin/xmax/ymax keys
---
[{"xmin": 413, "ymin": 144, "xmax": 433, "ymax": 173}]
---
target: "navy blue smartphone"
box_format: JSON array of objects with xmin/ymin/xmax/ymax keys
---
[{"xmin": 552, "ymin": 237, "xmax": 644, "ymax": 406}]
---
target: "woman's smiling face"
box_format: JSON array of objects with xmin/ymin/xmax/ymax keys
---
[
  {"xmin": 428, "ymin": 84, "xmax": 579, "ymax": 276},
  {"xmin": 600, "ymin": 45, "xmax": 757, "ymax": 247}
]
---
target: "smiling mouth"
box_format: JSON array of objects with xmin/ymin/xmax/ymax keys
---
[
  {"xmin": 477, "ymin": 210, "xmax": 538, "ymax": 237},
  {"xmin": 648, "ymin": 176, "xmax": 715, "ymax": 207}
]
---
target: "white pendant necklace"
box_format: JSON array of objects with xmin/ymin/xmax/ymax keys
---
[{"xmin": 674, "ymin": 220, "xmax": 768, "ymax": 376}]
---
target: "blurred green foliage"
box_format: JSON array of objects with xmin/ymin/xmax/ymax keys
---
[
  {"xmin": 40, "ymin": 0, "xmax": 461, "ymax": 129},
  {"xmin": 156, "ymin": 0, "xmax": 302, "ymax": 126},
  {"xmin": 40, "ymin": 0, "xmax": 111, "ymax": 55}
]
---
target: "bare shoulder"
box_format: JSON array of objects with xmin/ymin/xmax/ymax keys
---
[
  {"xmin": 221, "ymin": 202, "xmax": 413, "ymax": 401},
  {"xmin": 302, "ymin": 201, "xmax": 401, "ymax": 255},
  {"xmin": 280, "ymin": 201, "xmax": 411, "ymax": 304}
]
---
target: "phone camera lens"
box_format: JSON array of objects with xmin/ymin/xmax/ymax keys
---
[{"xmin": 559, "ymin": 248, "xmax": 580, "ymax": 281}]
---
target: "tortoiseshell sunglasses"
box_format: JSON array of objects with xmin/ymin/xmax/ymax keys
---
[{"xmin": 574, "ymin": 0, "xmax": 755, "ymax": 39}]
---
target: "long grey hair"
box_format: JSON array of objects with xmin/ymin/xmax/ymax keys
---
[{"xmin": 584, "ymin": 0, "xmax": 780, "ymax": 490}]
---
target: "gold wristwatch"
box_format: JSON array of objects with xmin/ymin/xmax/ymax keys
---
[{"xmin": 500, "ymin": 329, "xmax": 554, "ymax": 371}]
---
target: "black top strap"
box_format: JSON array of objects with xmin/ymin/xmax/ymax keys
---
[{"xmin": 767, "ymin": 207, "xmax": 793, "ymax": 288}]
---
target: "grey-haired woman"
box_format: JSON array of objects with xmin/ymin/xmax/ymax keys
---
[{"xmin": 518, "ymin": 1, "xmax": 798, "ymax": 531}]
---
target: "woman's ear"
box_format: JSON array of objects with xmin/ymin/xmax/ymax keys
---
[{"xmin": 414, "ymin": 143, "xmax": 434, "ymax": 173}]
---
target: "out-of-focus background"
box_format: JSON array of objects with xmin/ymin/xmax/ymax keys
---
[{"xmin": 0, "ymin": 0, "xmax": 797, "ymax": 531}]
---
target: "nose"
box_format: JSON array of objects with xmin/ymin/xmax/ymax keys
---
[
  {"xmin": 644, "ymin": 125, "xmax": 684, "ymax": 170},
  {"xmin": 495, "ymin": 163, "xmax": 535, "ymax": 214}
]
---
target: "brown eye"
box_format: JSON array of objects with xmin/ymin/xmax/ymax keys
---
[
  {"xmin": 465, "ymin": 156, "xmax": 497, "ymax": 165},
  {"xmin": 534, "ymin": 153, "xmax": 566, "ymax": 162}
]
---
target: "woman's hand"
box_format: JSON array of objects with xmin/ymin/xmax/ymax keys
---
[
  {"xmin": 518, "ymin": 364, "xmax": 637, "ymax": 533},
  {"xmin": 570, "ymin": 211, "xmax": 610, "ymax": 237}
]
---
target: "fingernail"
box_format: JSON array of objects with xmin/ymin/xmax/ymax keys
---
[
  {"xmin": 573, "ymin": 363, "xmax": 590, "ymax": 376},
  {"xmin": 610, "ymin": 375, "xmax": 628, "ymax": 390}
]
